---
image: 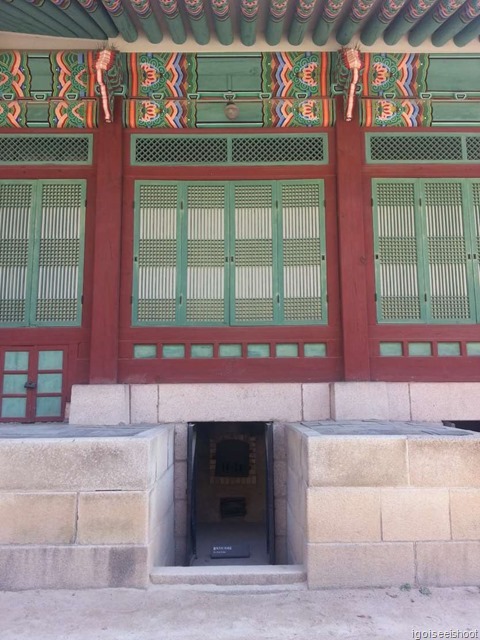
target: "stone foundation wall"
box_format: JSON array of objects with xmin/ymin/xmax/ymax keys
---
[
  {"xmin": 0, "ymin": 426, "xmax": 175, "ymax": 590},
  {"xmin": 287, "ymin": 424, "xmax": 480, "ymax": 589}
]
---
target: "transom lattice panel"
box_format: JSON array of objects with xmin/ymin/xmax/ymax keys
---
[
  {"xmin": 424, "ymin": 181, "xmax": 471, "ymax": 321},
  {"xmin": 233, "ymin": 184, "xmax": 274, "ymax": 324},
  {"xmin": 366, "ymin": 134, "xmax": 480, "ymax": 164},
  {"xmin": 132, "ymin": 134, "xmax": 327, "ymax": 166},
  {"xmin": 0, "ymin": 182, "xmax": 33, "ymax": 324},
  {"xmin": 135, "ymin": 183, "xmax": 178, "ymax": 324},
  {"xmin": 0, "ymin": 135, "xmax": 92, "ymax": 165},
  {"xmin": 35, "ymin": 182, "xmax": 85, "ymax": 325},
  {"xmin": 374, "ymin": 180, "xmax": 421, "ymax": 321},
  {"xmin": 185, "ymin": 184, "xmax": 226, "ymax": 324},
  {"xmin": 281, "ymin": 182, "xmax": 324, "ymax": 323}
]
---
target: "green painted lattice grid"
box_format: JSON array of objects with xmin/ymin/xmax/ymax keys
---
[
  {"xmin": 0, "ymin": 135, "xmax": 92, "ymax": 165},
  {"xmin": 366, "ymin": 134, "xmax": 480, "ymax": 164},
  {"xmin": 132, "ymin": 134, "xmax": 327, "ymax": 166}
]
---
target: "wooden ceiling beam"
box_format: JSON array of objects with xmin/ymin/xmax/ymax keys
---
[
  {"xmin": 384, "ymin": 0, "xmax": 436, "ymax": 45},
  {"xmin": 313, "ymin": 0, "xmax": 348, "ymax": 46},
  {"xmin": 128, "ymin": 0, "xmax": 163, "ymax": 43},
  {"xmin": 23, "ymin": 0, "xmax": 91, "ymax": 37},
  {"xmin": 48, "ymin": 0, "xmax": 107, "ymax": 38},
  {"xmin": 336, "ymin": 0, "xmax": 376, "ymax": 45},
  {"xmin": 454, "ymin": 13, "xmax": 480, "ymax": 44},
  {"xmin": 289, "ymin": 0, "xmax": 317, "ymax": 45},
  {"xmin": 3, "ymin": 0, "xmax": 75, "ymax": 36},
  {"xmin": 265, "ymin": 0, "xmax": 288, "ymax": 46},
  {"xmin": 183, "ymin": 0, "xmax": 210, "ymax": 45},
  {"xmin": 157, "ymin": 0, "xmax": 187, "ymax": 44},
  {"xmin": 209, "ymin": 0, "xmax": 233, "ymax": 46},
  {"xmin": 0, "ymin": 2, "xmax": 62, "ymax": 35},
  {"xmin": 432, "ymin": 0, "xmax": 480, "ymax": 45},
  {"xmin": 100, "ymin": 0, "xmax": 138, "ymax": 41},
  {"xmin": 76, "ymin": 0, "xmax": 118, "ymax": 38},
  {"xmin": 409, "ymin": 0, "xmax": 466, "ymax": 45},
  {"xmin": 360, "ymin": 0, "xmax": 408, "ymax": 46},
  {"xmin": 239, "ymin": 0, "xmax": 259, "ymax": 46}
]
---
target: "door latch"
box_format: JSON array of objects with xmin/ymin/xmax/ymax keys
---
[{"xmin": 24, "ymin": 381, "xmax": 36, "ymax": 389}]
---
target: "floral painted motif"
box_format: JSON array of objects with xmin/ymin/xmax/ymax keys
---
[
  {"xmin": 360, "ymin": 98, "xmax": 432, "ymax": 127},
  {"xmin": 0, "ymin": 52, "xmax": 30, "ymax": 97},
  {"xmin": 51, "ymin": 51, "xmax": 96, "ymax": 98},
  {"xmin": 210, "ymin": 0, "xmax": 230, "ymax": 19},
  {"xmin": 127, "ymin": 53, "xmax": 197, "ymax": 98},
  {"xmin": 49, "ymin": 0, "xmax": 70, "ymax": 8},
  {"xmin": 404, "ymin": 0, "xmax": 436, "ymax": 22},
  {"xmin": 49, "ymin": 99, "xmax": 97, "ymax": 127},
  {"xmin": 184, "ymin": 0, "xmax": 205, "ymax": 17},
  {"xmin": 322, "ymin": 0, "xmax": 347, "ymax": 22},
  {"xmin": 263, "ymin": 52, "xmax": 330, "ymax": 97},
  {"xmin": 361, "ymin": 53, "xmax": 429, "ymax": 98},
  {"xmin": 351, "ymin": 0, "xmax": 376, "ymax": 22},
  {"xmin": 0, "ymin": 101, "xmax": 26, "ymax": 127},
  {"xmin": 76, "ymin": 0, "xmax": 98, "ymax": 12},
  {"xmin": 295, "ymin": 0, "xmax": 317, "ymax": 21},
  {"xmin": 269, "ymin": 0, "xmax": 288, "ymax": 20},
  {"xmin": 124, "ymin": 99, "xmax": 195, "ymax": 128},
  {"xmin": 241, "ymin": 0, "xmax": 259, "ymax": 19},
  {"xmin": 377, "ymin": 0, "xmax": 408, "ymax": 23},
  {"xmin": 101, "ymin": 0, "xmax": 124, "ymax": 16},
  {"xmin": 264, "ymin": 98, "xmax": 335, "ymax": 127},
  {"xmin": 433, "ymin": 0, "xmax": 466, "ymax": 22},
  {"xmin": 158, "ymin": 0, "xmax": 180, "ymax": 17}
]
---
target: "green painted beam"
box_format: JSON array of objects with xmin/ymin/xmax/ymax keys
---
[
  {"xmin": 383, "ymin": 0, "xmax": 436, "ymax": 45},
  {"xmin": 432, "ymin": 0, "xmax": 480, "ymax": 45},
  {"xmin": 100, "ymin": 0, "xmax": 138, "ymax": 41},
  {"xmin": 23, "ymin": 0, "xmax": 89, "ymax": 37},
  {"xmin": 0, "ymin": 6, "xmax": 60, "ymax": 35},
  {"xmin": 454, "ymin": 13, "xmax": 480, "ymax": 44},
  {"xmin": 210, "ymin": 0, "xmax": 233, "ymax": 45},
  {"xmin": 48, "ymin": 0, "xmax": 107, "ymax": 38},
  {"xmin": 313, "ymin": 0, "xmax": 348, "ymax": 45},
  {"xmin": 158, "ymin": 0, "xmax": 187, "ymax": 44},
  {"xmin": 408, "ymin": 0, "xmax": 466, "ymax": 45},
  {"xmin": 336, "ymin": 0, "xmax": 376, "ymax": 45},
  {"xmin": 265, "ymin": 0, "xmax": 288, "ymax": 46},
  {"xmin": 128, "ymin": 0, "xmax": 163, "ymax": 43},
  {"xmin": 76, "ymin": 0, "xmax": 118, "ymax": 38},
  {"xmin": 360, "ymin": 0, "xmax": 408, "ymax": 46},
  {"xmin": 2, "ymin": 0, "xmax": 73, "ymax": 36},
  {"xmin": 288, "ymin": 0, "xmax": 317, "ymax": 45},
  {"xmin": 183, "ymin": 0, "xmax": 210, "ymax": 45},
  {"xmin": 240, "ymin": 0, "xmax": 259, "ymax": 46}
]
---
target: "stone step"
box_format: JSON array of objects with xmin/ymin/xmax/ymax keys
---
[{"xmin": 150, "ymin": 565, "xmax": 306, "ymax": 586}]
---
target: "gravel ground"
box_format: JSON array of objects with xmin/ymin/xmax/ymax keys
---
[{"xmin": 2, "ymin": 584, "xmax": 480, "ymax": 640}]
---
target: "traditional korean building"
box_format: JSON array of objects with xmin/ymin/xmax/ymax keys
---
[{"xmin": 1, "ymin": 0, "xmax": 480, "ymax": 591}]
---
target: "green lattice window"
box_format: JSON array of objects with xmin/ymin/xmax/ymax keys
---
[
  {"xmin": 373, "ymin": 178, "xmax": 480, "ymax": 324},
  {"xmin": 132, "ymin": 180, "xmax": 327, "ymax": 327},
  {"xmin": 0, "ymin": 180, "xmax": 86, "ymax": 327}
]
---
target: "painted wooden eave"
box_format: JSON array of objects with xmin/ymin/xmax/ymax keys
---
[{"xmin": 0, "ymin": 0, "xmax": 478, "ymax": 50}]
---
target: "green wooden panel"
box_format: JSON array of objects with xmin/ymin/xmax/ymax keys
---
[
  {"xmin": 2, "ymin": 373, "xmax": 28, "ymax": 394},
  {"xmin": 0, "ymin": 181, "xmax": 35, "ymax": 326},
  {"xmin": 432, "ymin": 103, "xmax": 480, "ymax": 126},
  {"xmin": 279, "ymin": 181, "xmax": 326, "ymax": 325},
  {"xmin": 133, "ymin": 182, "xmax": 179, "ymax": 326},
  {"xmin": 304, "ymin": 343, "xmax": 326, "ymax": 357},
  {"xmin": 196, "ymin": 103, "xmax": 263, "ymax": 126},
  {"xmin": 38, "ymin": 350, "xmax": 63, "ymax": 370},
  {"xmin": 184, "ymin": 183, "xmax": 228, "ymax": 325},
  {"xmin": 33, "ymin": 181, "xmax": 85, "ymax": 326},
  {"xmin": 232, "ymin": 183, "xmax": 275, "ymax": 325},
  {"xmin": 247, "ymin": 343, "xmax": 270, "ymax": 358},
  {"xmin": 37, "ymin": 373, "xmax": 62, "ymax": 393},
  {"xmin": 422, "ymin": 180, "xmax": 474, "ymax": 322},
  {"xmin": 196, "ymin": 56, "xmax": 262, "ymax": 94},
  {"xmin": 4, "ymin": 351, "xmax": 29, "ymax": 371},
  {"xmin": 162, "ymin": 344, "xmax": 185, "ymax": 358},
  {"xmin": 373, "ymin": 179, "xmax": 424, "ymax": 322},
  {"xmin": 471, "ymin": 181, "xmax": 480, "ymax": 321},
  {"xmin": 408, "ymin": 342, "xmax": 432, "ymax": 356},
  {"xmin": 438, "ymin": 342, "xmax": 461, "ymax": 356},
  {"xmin": 466, "ymin": 342, "xmax": 480, "ymax": 355},
  {"xmin": 1, "ymin": 397, "xmax": 27, "ymax": 418},
  {"xmin": 133, "ymin": 344, "xmax": 157, "ymax": 358},
  {"xmin": 36, "ymin": 396, "xmax": 61, "ymax": 417},
  {"xmin": 379, "ymin": 342, "xmax": 403, "ymax": 356},
  {"xmin": 219, "ymin": 344, "xmax": 242, "ymax": 357},
  {"xmin": 276, "ymin": 343, "xmax": 299, "ymax": 357},
  {"xmin": 191, "ymin": 344, "xmax": 214, "ymax": 358},
  {"xmin": 427, "ymin": 57, "xmax": 480, "ymax": 94}
]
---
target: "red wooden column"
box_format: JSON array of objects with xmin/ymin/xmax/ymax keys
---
[
  {"xmin": 335, "ymin": 97, "xmax": 371, "ymax": 380},
  {"xmin": 89, "ymin": 98, "xmax": 124, "ymax": 383}
]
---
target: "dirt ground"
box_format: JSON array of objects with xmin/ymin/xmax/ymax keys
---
[{"xmin": 1, "ymin": 584, "xmax": 480, "ymax": 640}]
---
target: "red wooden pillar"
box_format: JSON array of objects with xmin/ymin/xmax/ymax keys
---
[
  {"xmin": 335, "ymin": 97, "xmax": 371, "ymax": 380},
  {"xmin": 89, "ymin": 98, "xmax": 123, "ymax": 383}
]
